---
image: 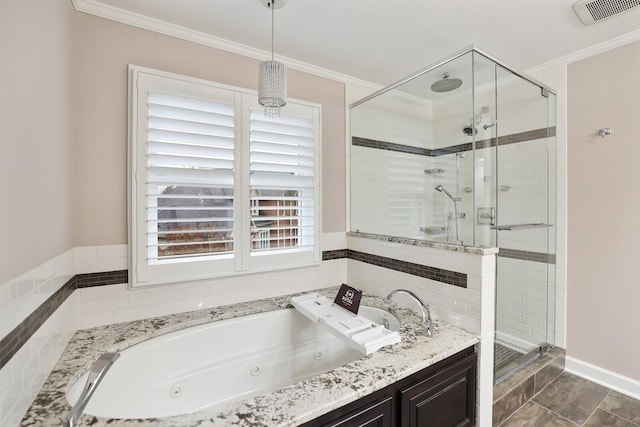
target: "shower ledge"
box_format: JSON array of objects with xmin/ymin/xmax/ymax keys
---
[{"xmin": 347, "ymin": 232, "xmax": 499, "ymax": 256}]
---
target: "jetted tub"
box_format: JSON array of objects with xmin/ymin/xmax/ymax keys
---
[{"xmin": 66, "ymin": 306, "xmax": 400, "ymax": 419}]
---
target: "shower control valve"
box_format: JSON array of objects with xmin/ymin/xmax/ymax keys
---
[{"xmin": 477, "ymin": 207, "xmax": 496, "ymax": 226}]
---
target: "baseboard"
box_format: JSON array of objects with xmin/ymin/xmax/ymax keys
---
[{"xmin": 565, "ymin": 356, "xmax": 640, "ymax": 400}]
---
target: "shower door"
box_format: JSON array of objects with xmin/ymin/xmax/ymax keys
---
[{"xmin": 493, "ymin": 67, "xmax": 557, "ymax": 382}]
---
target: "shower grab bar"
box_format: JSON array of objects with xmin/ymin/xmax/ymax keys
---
[
  {"xmin": 492, "ymin": 223, "xmax": 553, "ymax": 231},
  {"xmin": 66, "ymin": 352, "xmax": 120, "ymax": 427}
]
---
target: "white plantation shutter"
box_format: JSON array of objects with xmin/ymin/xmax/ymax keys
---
[
  {"xmin": 146, "ymin": 92, "xmax": 235, "ymax": 262},
  {"xmin": 249, "ymin": 108, "xmax": 316, "ymax": 253},
  {"xmin": 130, "ymin": 67, "xmax": 320, "ymax": 287}
]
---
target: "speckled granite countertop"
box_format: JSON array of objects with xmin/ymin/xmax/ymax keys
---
[
  {"xmin": 21, "ymin": 288, "xmax": 478, "ymax": 427},
  {"xmin": 348, "ymin": 231, "xmax": 499, "ymax": 255}
]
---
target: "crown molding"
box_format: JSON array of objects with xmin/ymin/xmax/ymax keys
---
[
  {"xmin": 527, "ymin": 27, "xmax": 640, "ymax": 73},
  {"xmin": 71, "ymin": 0, "xmax": 381, "ymax": 91},
  {"xmin": 72, "ymin": 1, "xmax": 639, "ymax": 98}
]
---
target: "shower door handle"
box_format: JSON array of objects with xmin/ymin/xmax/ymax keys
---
[{"xmin": 492, "ymin": 223, "xmax": 553, "ymax": 231}]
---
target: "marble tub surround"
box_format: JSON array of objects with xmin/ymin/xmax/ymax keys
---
[{"xmin": 21, "ymin": 288, "xmax": 478, "ymax": 427}]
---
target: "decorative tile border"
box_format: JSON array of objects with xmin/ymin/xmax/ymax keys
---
[
  {"xmin": 497, "ymin": 248, "xmax": 556, "ymax": 265},
  {"xmin": 325, "ymin": 248, "xmax": 468, "ymax": 288},
  {"xmin": 347, "ymin": 249, "xmax": 468, "ymax": 288},
  {"xmin": 352, "ymin": 127, "xmax": 556, "ymax": 158},
  {"xmin": 322, "ymin": 249, "xmax": 348, "ymax": 261},
  {"xmin": 76, "ymin": 270, "xmax": 128, "ymax": 288},
  {"xmin": 1, "ymin": 248, "xmax": 471, "ymax": 371},
  {"xmin": 352, "ymin": 136, "xmax": 432, "ymax": 156},
  {"xmin": 0, "ymin": 271, "xmax": 128, "ymax": 372}
]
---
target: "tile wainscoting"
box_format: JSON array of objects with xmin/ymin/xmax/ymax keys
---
[{"xmin": 2, "ymin": 233, "xmax": 497, "ymax": 426}]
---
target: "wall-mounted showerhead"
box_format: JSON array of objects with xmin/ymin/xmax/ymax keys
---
[
  {"xmin": 462, "ymin": 106, "xmax": 490, "ymax": 136},
  {"xmin": 462, "ymin": 125, "xmax": 477, "ymax": 136},
  {"xmin": 431, "ymin": 72, "xmax": 463, "ymax": 93}
]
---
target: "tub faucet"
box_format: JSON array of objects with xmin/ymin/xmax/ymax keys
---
[
  {"xmin": 385, "ymin": 289, "xmax": 434, "ymax": 337},
  {"xmin": 66, "ymin": 352, "xmax": 120, "ymax": 427}
]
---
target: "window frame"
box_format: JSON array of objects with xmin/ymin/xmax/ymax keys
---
[{"xmin": 128, "ymin": 65, "xmax": 322, "ymax": 288}]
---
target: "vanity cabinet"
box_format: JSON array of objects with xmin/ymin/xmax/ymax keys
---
[
  {"xmin": 302, "ymin": 347, "xmax": 476, "ymax": 427},
  {"xmin": 399, "ymin": 349, "xmax": 476, "ymax": 427}
]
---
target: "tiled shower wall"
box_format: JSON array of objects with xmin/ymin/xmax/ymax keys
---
[
  {"xmin": 492, "ymin": 89, "xmax": 557, "ymax": 352},
  {"xmin": 350, "ymin": 94, "xmax": 433, "ymax": 239},
  {"xmin": 350, "ymin": 144, "xmax": 428, "ymax": 239},
  {"xmin": 352, "ymin": 78, "xmax": 558, "ymax": 353},
  {"xmin": 496, "ymin": 257, "xmax": 556, "ymax": 351}
]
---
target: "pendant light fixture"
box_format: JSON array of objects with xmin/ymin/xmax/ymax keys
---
[{"xmin": 258, "ymin": 0, "xmax": 287, "ymax": 118}]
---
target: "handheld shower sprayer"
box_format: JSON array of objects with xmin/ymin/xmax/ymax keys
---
[
  {"xmin": 434, "ymin": 184, "xmax": 454, "ymax": 201},
  {"xmin": 434, "ymin": 185, "xmax": 461, "ymax": 244}
]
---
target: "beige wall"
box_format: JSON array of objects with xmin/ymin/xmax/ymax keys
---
[
  {"xmin": 567, "ymin": 41, "xmax": 640, "ymax": 381},
  {"xmin": 0, "ymin": 0, "xmax": 76, "ymax": 284},
  {"xmin": 74, "ymin": 13, "xmax": 346, "ymax": 246}
]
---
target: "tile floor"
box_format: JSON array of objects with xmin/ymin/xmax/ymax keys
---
[{"xmin": 499, "ymin": 372, "xmax": 640, "ymax": 426}]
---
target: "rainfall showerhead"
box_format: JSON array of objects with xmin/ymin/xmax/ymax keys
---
[{"xmin": 431, "ymin": 72, "xmax": 463, "ymax": 93}]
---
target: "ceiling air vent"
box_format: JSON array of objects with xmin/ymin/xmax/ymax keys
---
[{"xmin": 573, "ymin": 0, "xmax": 640, "ymax": 24}]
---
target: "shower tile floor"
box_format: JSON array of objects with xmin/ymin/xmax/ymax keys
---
[
  {"xmin": 498, "ymin": 372, "xmax": 640, "ymax": 426},
  {"xmin": 494, "ymin": 342, "xmax": 526, "ymax": 379}
]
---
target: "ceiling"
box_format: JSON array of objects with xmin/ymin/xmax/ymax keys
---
[{"xmin": 77, "ymin": 0, "xmax": 640, "ymax": 86}]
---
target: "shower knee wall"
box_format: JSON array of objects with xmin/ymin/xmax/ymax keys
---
[{"xmin": 347, "ymin": 235, "xmax": 497, "ymax": 427}]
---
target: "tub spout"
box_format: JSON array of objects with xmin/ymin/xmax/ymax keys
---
[
  {"xmin": 385, "ymin": 289, "xmax": 434, "ymax": 337},
  {"xmin": 66, "ymin": 352, "xmax": 120, "ymax": 427}
]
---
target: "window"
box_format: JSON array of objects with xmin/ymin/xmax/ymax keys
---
[{"xmin": 129, "ymin": 66, "xmax": 321, "ymax": 287}]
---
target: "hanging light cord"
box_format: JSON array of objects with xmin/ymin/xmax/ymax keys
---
[{"xmin": 270, "ymin": 2, "xmax": 275, "ymax": 61}]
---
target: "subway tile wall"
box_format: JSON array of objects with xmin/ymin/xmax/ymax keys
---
[
  {"xmin": 0, "ymin": 250, "xmax": 75, "ymax": 340},
  {"xmin": 346, "ymin": 235, "xmax": 490, "ymax": 334},
  {"xmin": 0, "ymin": 288, "xmax": 76, "ymax": 427},
  {"xmin": 75, "ymin": 260, "xmax": 347, "ymax": 329},
  {"xmin": 496, "ymin": 256, "xmax": 556, "ymax": 350},
  {"xmin": 350, "ymin": 144, "xmax": 429, "ymax": 239},
  {"xmin": 0, "ymin": 248, "xmax": 77, "ymax": 425},
  {"xmin": 421, "ymin": 78, "xmax": 559, "ymax": 352},
  {"xmin": 350, "ymin": 94, "xmax": 434, "ymax": 240},
  {"xmin": 75, "ymin": 233, "xmax": 347, "ymax": 329},
  {"xmin": 0, "ymin": 232, "xmax": 348, "ymax": 426},
  {"xmin": 346, "ymin": 235, "xmax": 496, "ymax": 426},
  {"xmin": 494, "ymin": 136, "xmax": 557, "ymax": 351}
]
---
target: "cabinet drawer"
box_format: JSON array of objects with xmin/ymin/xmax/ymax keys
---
[{"xmin": 318, "ymin": 395, "xmax": 393, "ymax": 427}]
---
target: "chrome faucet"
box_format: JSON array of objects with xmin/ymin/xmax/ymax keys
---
[
  {"xmin": 66, "ymin": 352, "xmax": 120, "ymax": 427},
  {"xmin": 385, "ymin": 289, "xmax": 434, "ymax": 337}
]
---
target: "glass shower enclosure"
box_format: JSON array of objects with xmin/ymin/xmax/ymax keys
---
[{"xmin": 349, "ymin": 47, "xmax": 557, "ymax": 383}]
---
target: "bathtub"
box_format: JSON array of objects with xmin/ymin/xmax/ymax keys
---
[{"xmin": 66, "ymin": 306, "xmax": 400, "ymax": 420}]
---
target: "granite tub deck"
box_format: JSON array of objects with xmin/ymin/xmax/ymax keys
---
[{"xmin": 21, "ymin": 288, "xmax": 478, "ymax": 427}]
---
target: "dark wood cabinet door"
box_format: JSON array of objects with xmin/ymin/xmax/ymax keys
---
[
  {"xmin": 399, "ymin": 353, "xmax": 476, "ymax": 427},
  {"xmin": 317, "ymin": 396, "xmax": 393, "ymax": 427}
]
